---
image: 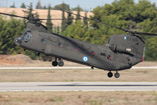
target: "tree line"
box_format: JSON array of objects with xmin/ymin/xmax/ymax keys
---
[
  {"xmin": 0, "ymin": 0, "xmax": 157, "ymax": 61},
  {"xmin": 10, "ymin": 1, "xmax": 84, "ymax": 11}
]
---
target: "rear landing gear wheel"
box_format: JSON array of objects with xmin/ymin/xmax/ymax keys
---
[
  {"xmin": 58, "ymin": 60, "xmax": 64, "ymax": 67},
  {"xmin": 58, "ymin": 58, "xmax": 64, "ymax": 67},
  {"xmin": 114, "ymin": 71, "xmax": 120, "ymax": 78},
  {"xmin": 108, "ymin": 71, "xmax": 113, "ymax": 78},
  {"xmin": 52, "ymin": 61, "xmax": 58, "ymax": 66}
]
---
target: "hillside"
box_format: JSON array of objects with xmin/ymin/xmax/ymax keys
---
[{"xmin": 0, "ymin": 7, "xmax": 93, "ymax": 26}]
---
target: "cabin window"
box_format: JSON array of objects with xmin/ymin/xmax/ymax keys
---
[
  {"xmin": 41, "ymin": 38, "xmax": 45, "ymax": 43},
  {"xmin": 100, "ymin": 53, "xmax": 106, "ymax": 56},
  {"xmin": 74, "ymin": 48, "xmax": 78, "ymax": 51},
  {"xmin": 21, "ymin": 31, "xmax": 32, "ymax": 43},
  {"xmin": 58, "ymin": 42, "xmax": 62, "ymax": 47}
]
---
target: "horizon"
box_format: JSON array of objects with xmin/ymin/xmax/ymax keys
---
[{"xmin": 0, "ymin": 0, "xmax": 156, "ymax": 11}]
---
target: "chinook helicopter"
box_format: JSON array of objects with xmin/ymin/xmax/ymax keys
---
[{"xmin": 0, "ymin": 10, "xmax": 156, "ymax": 78}]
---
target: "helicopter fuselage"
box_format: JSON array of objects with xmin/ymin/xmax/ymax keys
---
[{"xmin": 14, "ymin": 23, "xmax": 145, "ymax": 71}]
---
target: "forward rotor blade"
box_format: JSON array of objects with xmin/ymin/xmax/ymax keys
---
[
  {"xmin": 0, "ymin": 12, "xmax": 63, "ymax": 21},
  {"xmin": 0, "ymin": 12, "xmax": 27, "ymax": 19},
  {"xmin": 64, "ymin": 11, "xmax": 157, "ymax": 36},
  {"xmin": 33, "ymin": 18, "xmax": 63, "ymax": 21}
]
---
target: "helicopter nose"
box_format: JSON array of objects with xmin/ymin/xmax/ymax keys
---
[{"xmin": 14, "ymin": 37, "xmax": 22, "ymax": 46}]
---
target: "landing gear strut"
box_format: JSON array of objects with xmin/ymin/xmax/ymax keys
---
[
  {"xmin": 52, "ymin": 58, "xmax": 64, "ymax": 67},
  {"xmin": 52, "ymin": 58, "xmax": 58, "ymax": 66}
]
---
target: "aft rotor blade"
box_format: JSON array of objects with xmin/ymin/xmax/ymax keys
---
[
  {"xmin": 129, "ymin": 31, "xmax": 157, "ymax": 36},
  {"xmin": 64, "ymin": 10, "xmax": 127, "ymax": 32},
  {"xmin": 64, "ymin": 11, "xmax": 157, "ymax": 36}
]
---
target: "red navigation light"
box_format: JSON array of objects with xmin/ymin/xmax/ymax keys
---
[
  {"xmin": 91, "ymin": 51, "xmax": 95, "ymax": 56},
  {"xmin": 107, "ymin": 55, "xmax": 111, "ymax": 60}
]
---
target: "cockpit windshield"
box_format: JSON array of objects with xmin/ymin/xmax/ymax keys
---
[{"xmin": 21, "ymin": 31, "xmax": 32, "ymax": 42}]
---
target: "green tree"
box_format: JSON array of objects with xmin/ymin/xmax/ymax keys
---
[
  {"xmin": 139, "ymin": 18, "xmax": 157, "ymax": 61},
  {"xmin": 61, "ymin": 3, "xmax": 67, "ymax": 32},
  {"xmin": 72, "ymin": 6, "xmax": 83, "ymax": 11},
  {"xmin": 20, "ymin": 2, "xmax": 26, "ymax": 8},
  {"xmin": 10, "ymin": 2, "xmax": 16, "ymax": 8},
  {"xmin": 62, "ymin": 21, "xmax": 106, "ymax": 45},
  {"xmin": 84, "ymin": 28, "xmax": 106, "ymax": 45},
  {"xmin": 43, "ymin": 5, "xmax": 47, "ymax": 9},
  {"xmin": 76, "ymin": 5, "xmax": 81, "ymax": 22},
  {"xmin": 145, "ymin": 37, "xmax": 157, "ymax": 61},
  {"xmin": 57, "ymin": 25, "xmax": 60, "ymax": 34},
  {"xmin": 83, "ymin": 11, "xmax": 88, "ymax": 27},
  {"xmin": 34, "ymin": 12, "xmax": 42, "ymax": 24},
  {"xmin": 63, "ymin": 21, "xmax": 87, "ymax": 41},
  {"xmin": 46, "ymin": 5, "xmax": 53, "ymax": 33},
  {"xmin": 52, "ymin": 3, "xmax": 69, "ymax": 11},
  {"xmin": 0, "ymin": 16, "xmax": 25, "ymax": 54},
  {"xmin": 36, "ymin": 0, "xmax": 42, "ymax": 9},
  {"xmin": 23, "ymin": 3, "xmax": 34, "ymax": 20},
  {"xmin": 67, "ymin": 8, "xmax": 73, "ymax": 26}
]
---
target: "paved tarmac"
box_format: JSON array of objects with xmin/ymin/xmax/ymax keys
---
[
  {"xmin": 0, "ymin": 66, "xmax": 157, "ymax": 70},
  {"xmin": 0, "ymin": 82, "xmax": 156, "ymax": 92}
]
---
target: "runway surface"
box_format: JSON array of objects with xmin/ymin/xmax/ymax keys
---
[
  {"xmin": 0, "ymin": 66, "xmax": 157, "ymax": 70},
  {"xmin": 0, "ymin": 82, "xmax": 157, "ymax": 92}
]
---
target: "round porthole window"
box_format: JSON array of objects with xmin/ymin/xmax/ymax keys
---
[
  {"xmin": 41, "ymin": 38, "xmax": 45, "ymax": 43},
  {"xmin": 58, "ymin": 42, "xmax": 62, "ymax": 47}
]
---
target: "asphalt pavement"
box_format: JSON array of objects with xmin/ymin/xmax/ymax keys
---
[
  {"xmin": 0, "ymin": 66, "xmax": 156, "ymax": 92},
  {"xmin": 0, "ymin": 82, "xmax": 156, "ymax": 92}
]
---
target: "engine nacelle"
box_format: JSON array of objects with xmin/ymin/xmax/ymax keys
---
[
  {"xmin": 109, "ymin": 44, "xmax": 132, "ymax": 54},
  {"xmin": 108, "ymin": 34, "xmax": 145, "ymax": 66}
]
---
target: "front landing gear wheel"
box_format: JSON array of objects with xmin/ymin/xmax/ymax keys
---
[
  {"xmin": 114, "ymin": 71, "xmax": 120, "ymax": 78},
  {"xmin": 107, "ymin": 71, "xmax": 113, "ymax": 78},
  {"xmin": 52, "ymin": 61, "xmax": 58, "ymax": 66}
]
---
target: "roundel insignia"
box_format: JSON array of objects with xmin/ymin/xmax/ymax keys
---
[
  {"xmin": 83, "ymin": 56, "xmax": 88, "ymax": 62},
  {"xmin": 124, "ymin": 36, "xmax": 127, "ymax": 40}
]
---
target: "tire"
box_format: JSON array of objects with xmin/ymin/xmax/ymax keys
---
[
  {"xmin": 52, "ymin": 61, "xmax": 58, "ymax": 66},
  {"xmin": 58, "ymin": 61, "xmax": 64, "ymax": 67}
]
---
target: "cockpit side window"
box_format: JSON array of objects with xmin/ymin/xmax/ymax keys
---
[{"xmin": 21, "ymin": 31, "xmax": 32, "ymax": 43}]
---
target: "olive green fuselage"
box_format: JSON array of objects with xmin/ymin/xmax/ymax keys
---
[{"xmin": 15, "ymin": 23, "xmax": 144, "ymax": 71}]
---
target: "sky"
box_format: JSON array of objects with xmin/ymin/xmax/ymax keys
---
[{"xmin": 0, "ymin": 0, "xmax": 157, "ymax": 10}]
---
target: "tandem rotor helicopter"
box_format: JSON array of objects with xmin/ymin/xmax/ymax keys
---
[{"xmin": 0, "ymin": 9, "xmax": 157, "ymax": 78}]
